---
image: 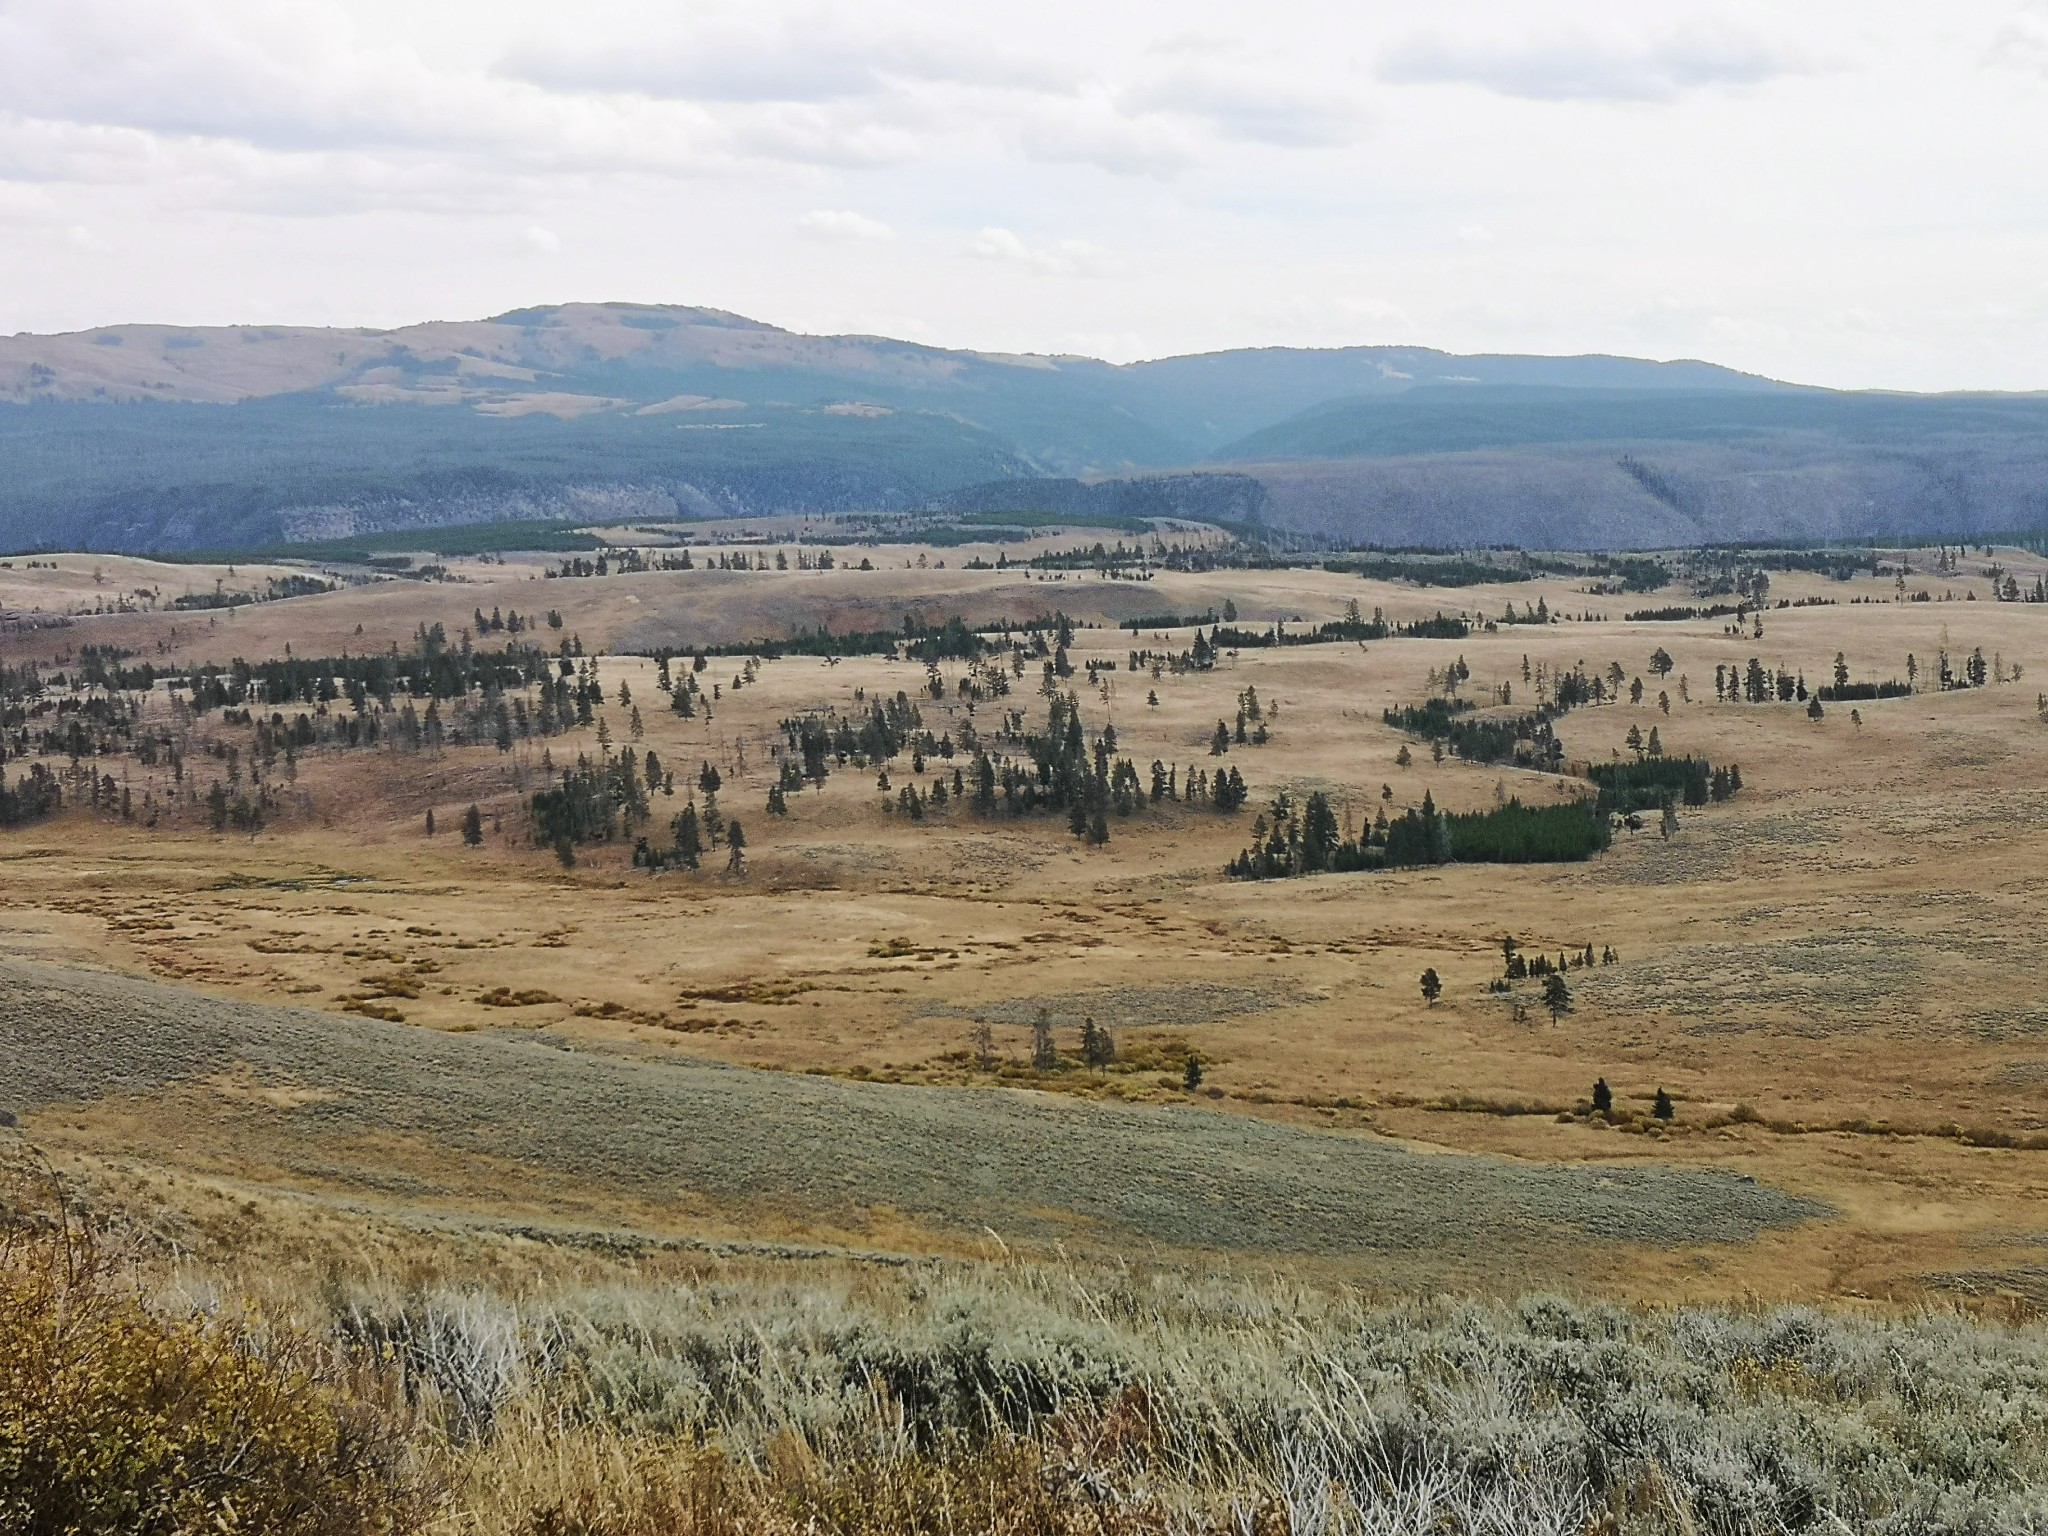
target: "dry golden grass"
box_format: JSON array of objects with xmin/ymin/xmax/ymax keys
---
[{"xmin": 5, "ymin": 544, "xmax": 2048, "ymax": 1306}]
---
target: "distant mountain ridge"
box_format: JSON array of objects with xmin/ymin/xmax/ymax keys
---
[{"xmin": 1, "ymin": 302, "xmax": 2042, "ymax": 552}]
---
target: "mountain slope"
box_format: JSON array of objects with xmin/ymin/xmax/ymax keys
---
[{"xmin": 3, "ymin": 302, "xmax": 2044, "ymax": 552}]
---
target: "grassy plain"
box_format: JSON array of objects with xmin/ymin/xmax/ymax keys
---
[{"xmin": 3, "ymin": 539, "xmax": 2048, "ymax": 1313}]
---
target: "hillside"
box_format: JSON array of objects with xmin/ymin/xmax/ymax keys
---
[{"xmin": 4, "ymin": 301, "xmax": 2046, "ymax": 551}]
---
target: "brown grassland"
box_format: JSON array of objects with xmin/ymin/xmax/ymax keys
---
[{"xmin": 4, "ymin": 531, "xmax": 2048, "ymax": 1531}]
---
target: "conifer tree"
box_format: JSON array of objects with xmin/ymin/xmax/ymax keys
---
[
  {"xmin": 1420, "ymin": 968, "xmax": 1442, "ymax": 1006},
  {"xmin": 672, "ymin": 805, "xmax": 703, "ymax": 869},
  {"xmin": 1081, "ymin": 1017, "xmax": 1115, "ymax": 1070},
  {"xmin": 725, "ymin": 819, "xmax": 747, "ymax": 872},
  {"xmin": 1542, "ymin": 972, "xmax": 1572, "ymax": 1024},
  {"xmin": 1592, "ymin": 1077, "xmax": 1613, "ymax": 1114},
  {"xmin": 1653, "ymin": 1087, "xmax": 1675, "ymax": 1121},
  {"xmin": 461, "ymin": 803, "xmax": 483, "ymax": 845},
  {"xmin": 1031, "ymin": 1008, "xmax": 1058, "ymax": 1071}
]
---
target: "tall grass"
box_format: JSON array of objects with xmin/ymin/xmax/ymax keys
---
[{"xmin": 8, "ymin": 1206, "xmax": 2048, "ymax": 1534}]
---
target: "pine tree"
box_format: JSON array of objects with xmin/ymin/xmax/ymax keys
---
[
  {"xmin": 672, "ymin": 805, "xmax": 703, "ymax": 869},
  {"xmin": 1031, "ymin": 1009, "xmax": 1058, "ymax": 1071},
  {"xmin": 424, "ymin": 807, "xmax": 436, "ymax": 836},
  {"xmin": 1592, "ymin": 1077, "xmax": 1613, "ymax": 1114},
  {"xmin": 1420, "ymin": 968, "xmax": 1442, "ymax": 1006},
  {"xmin": 725, "ymin": 819, "xmax": 747, "ymax": 872},
  {"xmin": 1542, "ymin": 972, "xmax": 1571, "ymax": 1024},
  {"xmin": 1653, "ymin": 1087, "xmax": 1675, "ymax": 1121},
  {"xmin": 461, "ymin": 803, "xmax": 483, "ymax": 845},
  {"xmin": 1183, "ymin": 1055, "xmax": 1203, "ymax": 1091},
  {"xmin": 1081, "ymin": 1017, "xmax": 1115, "ymax": 1070}
]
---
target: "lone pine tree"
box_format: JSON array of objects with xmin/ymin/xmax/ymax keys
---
[
  {"xmin": 1031, "ymin": 1009, "xmax": 1058, "ymax": 1071},
  {"xmin": 1542, "ymin": 972, "xmax": 1572, "ymax": 1023}
]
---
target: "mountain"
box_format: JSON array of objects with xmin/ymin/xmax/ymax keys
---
[{"xmin": 1, "ymin": 301, "xmax": 2043, "ymax": 552}]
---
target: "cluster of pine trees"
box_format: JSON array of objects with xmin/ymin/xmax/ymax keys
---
[
  {"xmin": 0, "ymin": 762, "xmax": 63, "ymax": 828},
  {"xmin": 1584, "ymin": 756, "xmax": 1736, "ymax": 814},
  {"xmin": 1227, "ymin": 788, "xmax": 1612, "ymax": 880},
  {"xmin": 1382, "ymin": 697, "xmax": 1564, "ymax": 770}
]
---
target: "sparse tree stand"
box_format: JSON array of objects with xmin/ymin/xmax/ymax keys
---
[
  {"xmin": 1592, "ymin": 1077, "xmax": 1614, "ymax": 1114},
  {"xmin": 1420, "ymin": 968, "xmax": 1443, "ymax": 1007}
]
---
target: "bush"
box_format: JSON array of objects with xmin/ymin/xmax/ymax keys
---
[{"xmin": 0, "ymin": 1219, "xmax": 428, "ymax": 1536}]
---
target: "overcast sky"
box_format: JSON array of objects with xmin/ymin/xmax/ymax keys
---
[{"xmin": 1, "ymin": 0, "xmax": 2044, "ymax": 389}]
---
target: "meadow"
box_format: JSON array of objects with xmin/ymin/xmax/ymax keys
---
[{"xmin": 4, "ymin": 526, "xmax": 2048, "ymax": 1530}]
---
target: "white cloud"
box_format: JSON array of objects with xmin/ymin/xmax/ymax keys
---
[
  {"xmin": 1991, "ymin": 3, "xmax": 2048, "ymax": 69},
  {"xmin": 1122, "ymin": 58, "xmax": 1363, "ymax": 147},
  {"xmin": 1015, "ymin": 94, "xmax": 1194, "ymax": 176},
  {"xmin": 520, "ymin": 224, "xmax": 560, "ymax": 255},
  {"xmin": 1379, "ymin": 23, "xmax": 1813, "ymax": 101},
  {"xmin": 968, "ymin": 227, "xmax": 1118, "ymax": 276},
  {"xmin": 0, "ymin": 0, "xmax": 2040, "ymax": 392},
  {"xmin": 799, "ymin": 208, "xmax": 896, "ymax": 241},
  {"xmin": 497, "ymin": 19, "xmax": 1074, "ymax": 104}
]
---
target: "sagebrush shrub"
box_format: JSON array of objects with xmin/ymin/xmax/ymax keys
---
[{"xmin": 0, "ymin": 1220, "xmax": 428, "ymax": 1536}]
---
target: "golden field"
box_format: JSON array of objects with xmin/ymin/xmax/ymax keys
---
[{"xmin": 2, "ymin": 537, "xmax": 2045, "ymax": 1310}]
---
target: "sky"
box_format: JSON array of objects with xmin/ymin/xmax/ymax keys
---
[{"xmin": 1, "ymin": 0, "xmax": 2045, "ymax": 390}]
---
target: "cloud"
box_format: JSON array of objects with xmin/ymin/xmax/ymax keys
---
[
  {"xmin": 1122, "ymin": 59, "xmax": 1363, "ymax": 147},
  {"xmin": 1379, "ymin": 24, "xmax": 1810, "ymax": 102},
  {"xmin": 497, "ymin": 20, "xmax": 1073, "ymax": 105},
  {"xmin": 520, "ymin": 225, "xmax": 560, "ymax": 255},
  {"xmin": 1992, "ymin": 3, "xmax": 2048, "ymax": 69},
  {"xmin": 968, "ymin": 228, "xmax": 1118, "ymax": 276},
  {"xmin": 799, "ymin": 209, "xmax": 896, "ymax": 242},
  {"xmin": 1015, "ymin": 95, "xmax": 1193, "ymax": 176}
]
